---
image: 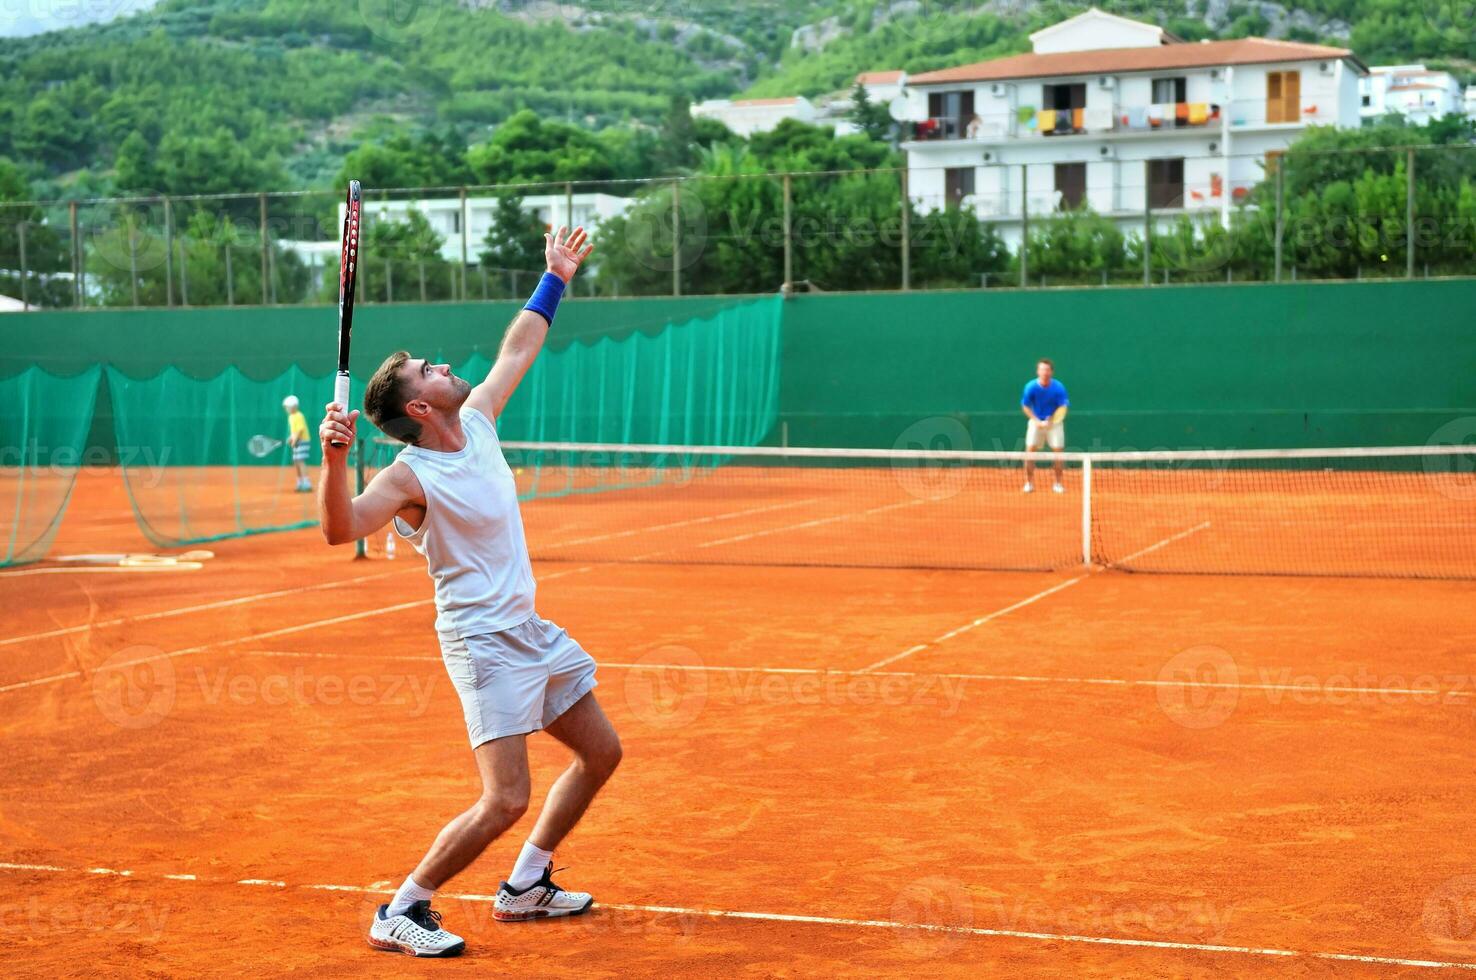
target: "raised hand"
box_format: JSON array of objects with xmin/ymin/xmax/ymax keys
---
[{"xmin": 545, "ymin": 226, "xmax": 595, "ymax": 284}]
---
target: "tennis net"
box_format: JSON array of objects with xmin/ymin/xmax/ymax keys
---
[{"xmin": 361, "ymin": 440, "xmax": 1476, "ymax": 579}]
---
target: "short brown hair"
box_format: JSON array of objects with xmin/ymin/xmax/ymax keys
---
[
  {"xmin": 364, "ymin": 350, "xmax": 421, "ymax": 445},
  {"xmin": 1037, "ymin": 358, "xmax": 1054, "ymax": 369}
]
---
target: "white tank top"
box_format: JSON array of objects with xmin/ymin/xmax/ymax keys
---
[{"xmin": 392, "ymin": 407, "xmax": 536, "ymax": 637}]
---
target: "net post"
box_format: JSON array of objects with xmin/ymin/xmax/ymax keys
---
[
  {"xmin": 354, "ymin": 439, "xmax": 367, "ymax": 560},
  {"xmin": 1081, "ymin": 455, "xmax": 1093, "ymax": 568},
  {"xmin": 1405, "ymin": 147, "xmax": 1415, "ymax": 281}
]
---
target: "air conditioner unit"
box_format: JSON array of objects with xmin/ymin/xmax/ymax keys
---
[
  {"xmin": 990, "ymin": 83, "xmax": 1007, "ymax": 97},
  {"xmin": 1209, "ymin": 68, "xmax": 1222, "ymax": 81},
  {"xmin": 981, "ymin": 151, "xmax": 995, "ymax": 163},
  {"xmin": 1098, "ymin": 76, "xmax": 1115, "ymax": 89},
  {"xmin": 1098, "ymin": 144, "xmax": 1116, "ymax": 158},
  {"xmin": 1319, "ymin": 61, "xmax": 1333, "ymax": 75}
]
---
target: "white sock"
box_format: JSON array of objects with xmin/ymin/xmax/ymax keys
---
[
  {"xmin": 386, "ymin": 874, "xmax": 436, "ymax": 917},
  {"xmin": 507, "ymin": 841, "xmax": 554, "ymax": 890}
]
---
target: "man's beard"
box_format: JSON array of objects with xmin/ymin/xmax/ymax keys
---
[{"xmin": 450, "ymin": 375, "xmax": 472, "ymax": 405}]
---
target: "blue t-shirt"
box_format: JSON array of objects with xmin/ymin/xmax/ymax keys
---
[{"xmin": 1022, "ymin": 379, "xmax": 1069, "ymax": 421}]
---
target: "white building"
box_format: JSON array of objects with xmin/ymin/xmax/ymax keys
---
[
  {"xmin": 1360, "ymin": 65, "xmax": 1468, "ymax": 125},
  {"xmin": 901, "ymin": 8, "xmax": 1367, "ymax": 250},
  {"xmin": 340, "ymin": 192, "xmax": 634, "ymax": 264},
  {"xmin": 690, "ymin": 96, "xmax": 818, "ymax": 137}
]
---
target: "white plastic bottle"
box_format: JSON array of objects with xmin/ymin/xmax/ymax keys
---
[{"xmin": 385, "ymin": 532, "xmax": 396, "ymax": 560}]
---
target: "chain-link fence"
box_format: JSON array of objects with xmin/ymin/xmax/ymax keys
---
[{"xmin": 2, "ymin": 144, "xmax": 1473, "ymax": 309}]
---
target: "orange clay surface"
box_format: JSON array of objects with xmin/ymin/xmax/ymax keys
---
[{"xmin": 2, "ymin": 469, "xmax": 1476, "ymax": 977}]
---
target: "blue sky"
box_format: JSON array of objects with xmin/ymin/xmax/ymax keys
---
[{"xmin": 0, "ymin": 0, "xmax": 162, "ymax": 38}]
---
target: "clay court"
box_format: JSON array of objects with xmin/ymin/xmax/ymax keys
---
[{"xmin": 4, "ymin": 465, "xmax": 1476, "ymax": 976}]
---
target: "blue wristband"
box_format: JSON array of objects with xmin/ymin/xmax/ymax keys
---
[{"xmin": 523, "ymin": 272, "xmax": 566, "ymax": 326}]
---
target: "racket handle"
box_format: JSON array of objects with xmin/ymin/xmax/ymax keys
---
[{"xmin": 331, "ymin": 372, "xmax": 352, "ymax": 448}]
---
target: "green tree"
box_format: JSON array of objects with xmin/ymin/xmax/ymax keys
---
[
  {"xmin": 0, "ymin": 157, "xmax": 70, "ymax": 307},
  {"xmin": 479, "ymin": 195, "xmax": 548, "ymax": 297},
  {"xmin": 846, "ymin": 81, "xmax": 894, "ymax": 144}
]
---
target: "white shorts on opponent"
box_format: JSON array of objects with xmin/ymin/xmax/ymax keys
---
[
  {"xmin": 438, "ymin": 616, "xmax": 598, "ymax": 748},
  {"xmin": 1025, "ymin": 418, "xmax": 1065, "ymax": 451}
]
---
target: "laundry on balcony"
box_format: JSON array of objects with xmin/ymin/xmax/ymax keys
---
[
  {"xmin": 1147, "ymin": 104, "xmax": 1168, "ymax": 127},
  {"xmin": 1120, "ymin": 106, "xmax": 1149, "ymax": 130},
  {"xmin": 1085, "ymin": 107, "xmax": 1115, "ymax": 132},
  {"xmin": 1188, "ymin": 102, "xmax": 1211, "ymax": 125},
  {"xmin": 1037, "ymin": 108, "xmax": 1057, "ymax": 132},
  {"xmin": 1017, "ymin": 105, "xmax": 1037, "ymax": 128}
]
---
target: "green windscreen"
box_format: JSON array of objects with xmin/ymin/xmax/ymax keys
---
[
  {"xmin": 108, "ymin": 296, "xmax": 784, "ymax": 547},
  {"xmin": 0, "ymin": 366, "xmax": 102, "ymax": 566}
]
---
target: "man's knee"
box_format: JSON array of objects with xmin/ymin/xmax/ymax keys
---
[
  {"xmin": 475, "ymin": 789, "xmax": 529, "ymax": 827},
  {"xmin": 581, "ymin": 734, "xmax": 622, "ymax": 781}
]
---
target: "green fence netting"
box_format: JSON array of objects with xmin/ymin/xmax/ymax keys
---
[
  {"xmin": 107, "ymin": 295, "xmax": 784, "ymax": 547},
  {"xmin": 0, "ymin": 366, "xmax": 102, "ymax": 566}
]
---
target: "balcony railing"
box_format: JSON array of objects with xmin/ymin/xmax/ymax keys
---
[{"xmin": 908, "ymin": 102, "xmax": 1230, "ymax": 142}]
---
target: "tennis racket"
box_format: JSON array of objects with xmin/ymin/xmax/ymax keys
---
[
  {"xmin": 332, "ymin": 179, "xmax": 362, "ymax": 448},
  {"xmin": 246, "ymin": 434, "xmax": 284, "ymax": 457}
]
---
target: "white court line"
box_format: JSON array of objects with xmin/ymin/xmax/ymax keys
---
[
  {"xmin": 0, "ymin": 566, "xmax": 417, "ymax": 649},
  {"xmin": 1115, "ymin": 520, "xmax": 1213, "ymax": 565},
  {"xmin": 695, "ymin": 498, "xmax": 928, "ymax": 550},
  {"xmin": 859, "ymin": 575, "xmax": 1090, "ymax": 673},
  {"xmin": 861, "ymin": 520, "xmax": 1216, "ymax": 674},
  {"xmin": 0, "ymin": 565, "xmax": 596, "ymax": 696},
  {"xmin": 0, "ymin": 861, "xmax": 1470, "ymax": 971},
  {"xmin": 543, "ymin": 498, "xmax": 819, "ymax": 549},
  {"xmin": 0, "ymin": 564, "xmax": 205, "ymax": 576},
  {"xmin": 226, "ymin": 652, "xmax": 1476, "ymax": 703}
]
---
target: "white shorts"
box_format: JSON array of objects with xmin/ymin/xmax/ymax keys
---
[
  {"xmin": 1026, "ymin": 419, "xmax": 1065, "ymax": 450},
  {"xmin": 438, "ymin": 615, "xmax": 598, "ymax": 748}
]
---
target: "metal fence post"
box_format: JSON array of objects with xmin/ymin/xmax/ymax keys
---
[
  {"xmin": 259, "ymin": 193, "xmax": 270, "ymax": 305},
  {"xmin": 1142, "ymin": 190, "xmax": 1152, "ymax": 287},
  {"xmin": 1273, "ymin": 161, "xmax": 1284, "ymax": 283},
  {"xmin": 1406, "ymin": 147, "xmax": 1416, "ymax": 280},
  {"xmin": 17, "ymin": 221, "xmax": 29, "ymax": 310},
  {"xmin": 900, "ymin": 168, "xmax": 911, "ymax": 291},
  {"xmin": 128, "ymin": 221, "xmax": 139, "ymax": 308},
  {"xmin": 782, "ymin": 173, "xmax": 793, "ymax": 293},
  {"xmin": 1019, "ymin": 165, "xmax": 1029, "ymax": 288},
  {"xmin": 418, "ymin": 259, "xmax": 427, "ymax": 302},
  {"xmin": 69, "ymin": 201, "xmax": 80, "ymax": 307},
  {"xmin": 459, "ymin": 186, "xmax": 469, "ymax": 301},
  {"xmin": 224, "ymin": 243, "xmax": 233, "ymax": 306},
  {"xmin": 386, "ymin": 260, "xmax": 394, "ymax": 304},
  {"xmin": 179, "ymin": 233, "xmax": 188, "ymax": 306},
  {"xmin": 163, "ymin": 196, "xmax": 174, "ymax": 307},
  {"xmin": 671, "ymin": 181, "xmax": 681, "ymax": 297}
]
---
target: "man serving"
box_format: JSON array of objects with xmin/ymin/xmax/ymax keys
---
[
  {"xmin": 1021, "ymin": 358, "xmax": 1069, "ymax": 494},
  {"xmin": 318, "ymin": 227, "xmax": 619, "ymax": 958}
]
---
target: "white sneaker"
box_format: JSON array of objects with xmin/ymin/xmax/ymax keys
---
[
  {"xmin": 1022, "ymin": 481, "xmax": 1034, "ymax": 494},
  {"xmin": 1052, "ymin": 483, "xmax": 1065, "ymax": 494},
  {"xmin": 368, "ymin": 901, "xmax": 466, "ymax": 957},
  {"xmin": 494, "ymin": 865, "xmax": 594, "ymax": 921}
]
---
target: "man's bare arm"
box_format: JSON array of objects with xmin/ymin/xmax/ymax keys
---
[
  {"xmin": 467, "ymin": 226, "xmax": 594, "ymax": 420},
  {"xmin": 317, "ymin": 402, "xmax": 416, "ymax": 546}
]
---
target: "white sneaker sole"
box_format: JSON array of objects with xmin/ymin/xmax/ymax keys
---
[
  {"xmin": 493, "ymin": 896, "xmax": 594, "ymax": 922},
  {"xmin": 367, "ymin": 934, "xmax": 466, "ymax": 957}
]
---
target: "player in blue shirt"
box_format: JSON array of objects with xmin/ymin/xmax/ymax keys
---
[{"xmin": 1021, "ymin": 358, "xmax": 1069, "ymax": 493}]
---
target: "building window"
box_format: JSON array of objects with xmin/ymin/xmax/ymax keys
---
[
  {"xmin": 927, "ymin": 89, "xmax": 975, "ymax": 139},
  {"xmin": 451, "ymin": 210, "xmax": 461, "ymax": 234},
  {"xmin": 944, "ymin": 167, "xmax": 975, "ymax": 209},
  {"xmin": 1151, "ymin": 77, "xmax": 1187, "ymax": 104},
  {"xmin": 1266, "ymin": 70, "xmax": 1301, "ymax": 123},
  {"xmin": 1361, "ymin": 93, "xmax": 1371, "ymax": 107},
  {"xmin": 1054, "ymin": 163, "xmax": 1086, "ymax": 210},
  {"xmin": 1146, "ymin": 158, "xmax": 1184, "ymax": 209}
]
